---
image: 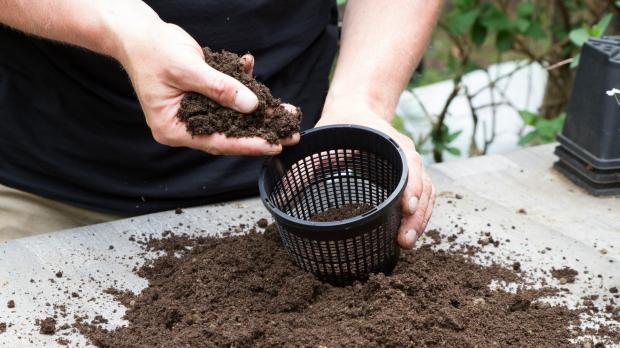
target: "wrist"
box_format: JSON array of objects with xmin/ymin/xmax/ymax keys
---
[
  {"xmin": 97, "ymin": 0, "xmax": 164, "ymax": 64},
  {"xmin": 321, "ymin": 88, "xmax": 394, "ymax": 124}
]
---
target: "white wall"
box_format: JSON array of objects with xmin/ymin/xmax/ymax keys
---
[{"xmin": 396, "ymin": 61, "xmax": 548, "ymax": 164}]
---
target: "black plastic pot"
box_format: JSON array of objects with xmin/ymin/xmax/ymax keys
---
[
  {"xmin": 258, "ymin": 125, "xmax": 408, "ymax": 286},
  {"xmin": 555, "ymin": 36, "xmax": 620, "ymax": 195}
]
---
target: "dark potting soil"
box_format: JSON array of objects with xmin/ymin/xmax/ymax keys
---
[
  {"xmin": 177, "ymin": 48, "xmax": 301, "ymax": 144},
  {"xmin": 37, "ymin": 317, "xmax": 56, "ymax": 335},
  {"xmin": 0, "ymin": 322, "xmax": 6, "ymax": 334},
  {"xmin": 76, "ymin": 224, "xmax": 616, "ymax": 348},
  {"xmin": 7, "ymin": 300, "xmax": 15, "ymax": 309},
  {"xmin": 551, "ymin": 267, "xmax": 579, "ymax": 284},
  {"xmin": 309, "ymin": 203, "xmax": 375, "ymax": 222}
]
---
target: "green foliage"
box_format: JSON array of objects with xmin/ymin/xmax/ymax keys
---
[
  {"xmin": 568, "ymin": 13, "xmax": 613, "ymax": 67},
  {"xmin": 518, "ymin": 111, "xmax": 566, "ymax": 145},
  {"xmin": 431, "ymin": 124, "xmax": 463, "ymax": 157},
  {"xmin": 391, "ymin": 114, "xmax": 413, "ymax": 139}
]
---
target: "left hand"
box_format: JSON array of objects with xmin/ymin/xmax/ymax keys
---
[{"xmin": 317, "ymin": 105, "xmax": 435, "ymax": 250}]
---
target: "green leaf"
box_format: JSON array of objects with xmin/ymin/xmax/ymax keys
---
[
  {"xmin": 570, "ymin": 54, "xmax": 581, "ymax": 68},
  {"xmin": 495, "ymin": 30, "xmax": 513, "ymax": 52},
  {"xmin": 517, "ymin": 3, "xmax": 535, "ymax": 17},
  {"xmin": 592, "ymin": 14, "xmax": 613, "ymax": 37},
  {"xmin": 515, "ymin": 18, "xmax": 531, "ymax": 33},
  {"xmin": 471, "ymin": 19, "xmax": 488, "ymax": 46},
  {"xmin": 480, "ymin": 6, "xmax": 510, "ymax": 30},
  {"xmin": 392, "ymin": 115, "xmax": 412, "ymax": 138},
  {"xmin": 448, "ymin": 9, "xmax": 481, "ymax": 35},
  {"xmin": 336, "ymin": 0, "xmax": 347, "ymax": 5},
  {"xmin": 446, "ymin": 147, "xmax": 462, "ymax": 156},
  {"xmin": 616, "ymin": 0, "xmax": 620, "ymax": 8},
  {"xmin": 569, "ymin": 27, "xmax": 590, "ymax": 47},
  {"xmin": 447, "ymin": 130, "xmax": 463, "ymax": 142},
  {"xmin": 525, "ymin": 20, "xmax": 546, "ymax": 40},
  {"xmin": 518, "ymin": 111, "xmax": 539, "ymax": 126},
  {"xmin": 518, "ymin": 131, "xmax": 538, "ymax": 145}
]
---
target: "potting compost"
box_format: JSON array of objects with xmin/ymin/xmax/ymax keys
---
[
  {"xmin": 66, "ymin": 221, "xmax": 618, "ymax": 347},
  {"xmin": 177, "ymin": 48, "xmax": 301, "ymax": 144}
]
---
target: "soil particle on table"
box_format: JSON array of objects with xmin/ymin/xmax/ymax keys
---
[
  {"xmin": 55, "ymin": 337, "xmax": 70, "ymax": 346},
  {"xmin": 0, "ymin": 322, "xmax": 6, "ymax": 334},
  {"xmin": 551, "ymin": 267, "xmax": 579, "ymax": 284},
  {"xmin": 36, "ymin": 317, "xmax": 56, "ymax": 335},
  {"xmin": 55, "ymin": 271, "xmax": 63, "ymax": 278},
  {"xmin": 177, "ymin": 48, "xmax": 301, "ymax": 144},
  {"xmin": 309, "ymin": 203, "xmax": 374, "ymax": 222},
  {"xmin": 76, "ymin": 223, "xmax": 618, "ymax": 348},
  {"xmin": 174, "ymin": 208, "xmax": 183, "ymax": 215},
  {"xmin": 7, "ymin": 300, "xmax": 15, "ymax": 308},
  {"xmin": 256, "ymin": 218, "xmax": 269, "ymax": 228}
]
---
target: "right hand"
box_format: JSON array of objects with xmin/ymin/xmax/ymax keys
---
[{"xmin": 112, "ymin": 19, "xmax": 299, "ymax": 155}]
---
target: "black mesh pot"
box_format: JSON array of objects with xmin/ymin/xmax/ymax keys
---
[{"xmin": 258, "ymin": 125, "xmax": 408, "ymax": 286}]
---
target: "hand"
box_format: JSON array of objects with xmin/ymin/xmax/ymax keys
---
[
  {"xmin": 114, "ymin": 21, "xmax": 299, "ymax": 155},
  {"xmin": 317, "ymin": 105, "xmax": 435, "ymax": 249}
]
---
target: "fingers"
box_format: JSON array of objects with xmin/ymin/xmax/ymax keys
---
[
  {"xmin": 402, "ymin": 150, "xmax": 424, "ymax": 215},
  {"xmin": 152, "ymin": 117, "xmax": 282, "ymax": 156},
  {"xmin": 240, "ymin": 54, "xmax": 254, "ymax": 76},
  {"xmin": 178, "ymin": 63, "xmax": 258, "ymax": 114},
  {"xmin": 192, "ymin": 133, "xmax": 282, "ymax": 156},
  {"xmin": 280, "ymin": 133, "xmax": 300, "ymax": 146},
  {"xmin": 422, "ymin": 185, "xmax": 436, "ymax": 231},
  {"xmin": 398, "ymin": 170, "xmax": 434, "ymax": 250}
]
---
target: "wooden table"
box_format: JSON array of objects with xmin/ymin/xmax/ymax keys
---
[{"xmin": 1, "ymin": 144, "xmax": 618, "ymax": 347}]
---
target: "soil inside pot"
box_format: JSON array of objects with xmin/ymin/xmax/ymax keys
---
[
  {"xmin": 75, "ymin": 223, "xmax": 619, "ymax": 347},
  {"xmin": 177, "ymin": 48, "xmax": 300, "ymax": 144},
  {"xmin": 309, "ymin": 203, "xmax": 374, "ymax": 222}
]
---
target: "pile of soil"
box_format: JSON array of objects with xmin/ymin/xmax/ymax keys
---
[
  {"xmin": 177, "ymin": 47, "xmax": 301, "ymax": 144},
  {"xmin": 309, "ymin": 203, "xmax": 375, "ymax": 222},
  {"xmin": 76, "ymin": 224, "xmax": 617, "ymax": 347}
]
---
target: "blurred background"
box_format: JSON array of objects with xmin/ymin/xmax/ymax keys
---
[{"xmin": 337, "ymin": 0, "xmax": 620, "ymax": 164}]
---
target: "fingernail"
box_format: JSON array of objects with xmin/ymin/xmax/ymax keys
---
[
  {"xmin": 408, "ymin": 196, "xmax": 418, "ymax": 215},
  {"xmin": 234, "ymin": 88, "xmax": 258, "ymax": 113},
  {"xmin": 405, "ymin": 229, "xmax": 418, "ymax": 247}
]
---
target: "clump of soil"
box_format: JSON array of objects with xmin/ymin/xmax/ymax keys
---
[
  {"xmin": 7, "ymin": 300, "xmax": 15, "ymax": 309},
  {"xmin": 76, "ymin": 224, "xmax": 617, "ymax": 347},
  {"xmin": 0, "ymin": 322, "xmax": 6, "ymax": 334},
  {"xmin": 256, "ymin": 218, "xmax": 269, "ymax": 228},
  {"xmin": 551, "ymin": 267, "xmax": 579, "ymax": 284},
  {"xmin": 36, "ymin": 317, "xmax": 56, "ymax": 335},
  {"xmin": 309, "ymin": 203, "xmax": 374, "ymax": 222},
  {"xmin": 177, "ymin": 47, "xmax": 301, "ymax": 144}
]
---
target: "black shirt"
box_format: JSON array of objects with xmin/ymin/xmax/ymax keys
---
[{"xmin": 0, "ymin": 0, "xmax": 338, "ymax": 214}]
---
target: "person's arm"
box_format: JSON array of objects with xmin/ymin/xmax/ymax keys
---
[
  {"xmin": 318, "ymin": 0, "xmax": 443, "ymax": 248},
  {"xmin": 0, "ymin": 0, "xmax": 298, "ymax": 155}
]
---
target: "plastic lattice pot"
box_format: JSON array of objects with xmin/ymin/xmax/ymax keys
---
[{"xmin": 258, "ymin": 125, "xmax": 408, "ymax": 286}]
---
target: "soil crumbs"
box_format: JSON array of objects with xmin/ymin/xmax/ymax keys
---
[
  {"xmin": 37, "ymin": 317, "xmax": 56, "ymax": 335},
  {"xmin": 76, "ymin": 225, "xmax": 619, "ymax": 348},
  {"xmin": 309, "ymin": 203, "xmax": 375, "ymax": 222},
  {"xmin": 177, "ymin": 48, "xmax": 300, "ymax": 144},
  {"xmin": 552, "ymin": 267, "xmax": 579, "ymax": 284}
]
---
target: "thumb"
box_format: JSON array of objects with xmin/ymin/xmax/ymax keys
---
[{"xmin": 182, "ymin": 63, "xmax": 259, "ymax": 113}]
